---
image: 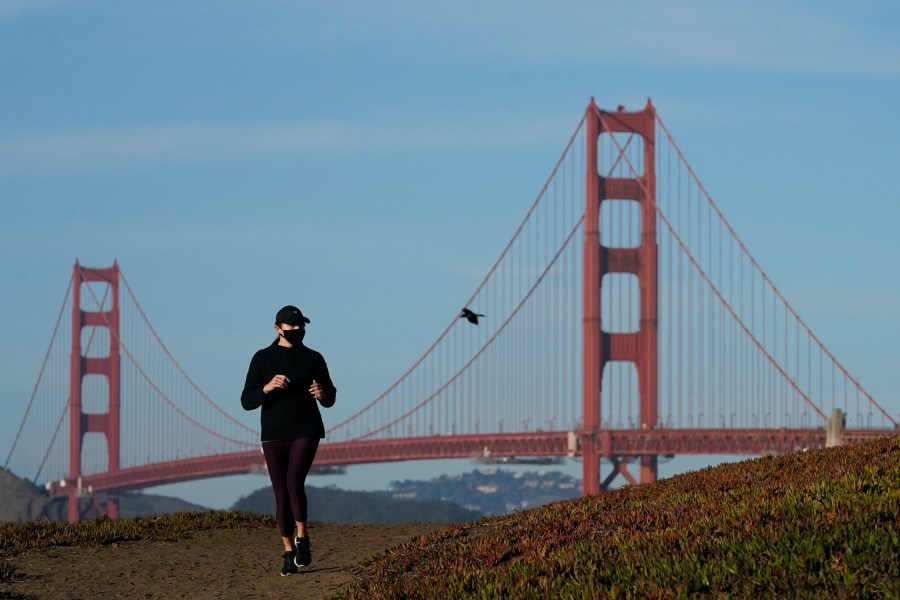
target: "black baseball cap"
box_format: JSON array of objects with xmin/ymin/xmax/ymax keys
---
[{"xmin": 275, "ymin": 305, "xmax": 311, "ymax": 325}]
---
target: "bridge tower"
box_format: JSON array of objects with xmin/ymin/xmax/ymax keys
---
[
  {"xmin": 67, "ymin": 261, "xmax": 121, "ymax": 522},
  {"xmin": 582, "ymin": 99, "xmax": 658, "ymax": 494}
]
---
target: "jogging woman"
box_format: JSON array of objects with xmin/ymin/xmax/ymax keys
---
[{"xmin": 241, "ymin": 305, "xmax": 336, "ymax": 576}]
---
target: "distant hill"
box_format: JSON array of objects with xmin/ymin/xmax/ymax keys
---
[
  {"xmin": 387, "ymin": 468, "xmax": 582, "ymax": 515},
  {"xmin": 2, "ymin": 465, "xmax": 580, "ymax": 524},
  {"xmin": 233, "ymin": 467, "xmax": 583, "ymax": 522},
  {"xmin": 0, "ymin": 467, "xmax": 208, "ymax": 522},
  {"xmin": 0, "ymin": 467, "xmax": 52, "ymax": 522},
  {"xmin": 232, "ymin": 485, "xmax": 481, "ymax": 524}
]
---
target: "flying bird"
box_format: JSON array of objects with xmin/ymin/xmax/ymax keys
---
[{"xmin": 460, "ymin": 308, "xmax": 484, "ymax": 325}]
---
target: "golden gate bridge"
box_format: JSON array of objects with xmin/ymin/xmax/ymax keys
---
[{"xmin": 6, "ymin": 99, "xmax": 897, "ymax": 522}]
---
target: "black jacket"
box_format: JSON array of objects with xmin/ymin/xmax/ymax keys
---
[{"xmin": 241, "ymin": 340, "xmax": 336, "ymax": 441}]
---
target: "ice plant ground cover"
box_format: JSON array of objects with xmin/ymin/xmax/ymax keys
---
[{"xmin": 340, "ymin": 436, "xmax": 900, "ymax": 599}]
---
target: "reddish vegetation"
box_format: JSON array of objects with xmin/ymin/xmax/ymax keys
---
[{"xmin": 340, "ymin": 436, "xmax": 900, "ymax": 598}]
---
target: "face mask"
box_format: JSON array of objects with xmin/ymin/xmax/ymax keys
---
[{"xmin": 282, "ymin": 328, "xmax": 305, "ymax": 346}]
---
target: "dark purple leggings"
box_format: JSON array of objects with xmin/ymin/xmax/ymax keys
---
[{"xmin": 262, "ymin": 437, "xmax": 320, "ymax": 537}]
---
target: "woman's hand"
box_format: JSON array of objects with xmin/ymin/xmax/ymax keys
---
[
  {"xmin": 263, "ymin": 374, "xmax": 290, "ymax": 394},
  {"xmin": 310, "ymin": 379, "xmax": 325, "ymax": 402}
]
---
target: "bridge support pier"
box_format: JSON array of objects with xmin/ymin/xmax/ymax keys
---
[
  {"xmin": 826, "ymin": 409, "xmax": 846, "ymax": 448},
  {"xmin": 67, "ymin": 493, "xmax": 120, "ymax": 521}
]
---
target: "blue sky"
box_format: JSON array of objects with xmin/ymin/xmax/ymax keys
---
[{"xmin": 2, "ymin": 1, "xmax": 899, "ymax": 509}]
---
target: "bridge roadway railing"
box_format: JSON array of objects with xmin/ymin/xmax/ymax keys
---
[{"xmin": 45, "ymin": 428, "xmax": 896, "ymax": 498}]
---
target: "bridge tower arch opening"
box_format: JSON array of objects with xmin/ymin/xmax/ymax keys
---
[
  {"xmin": 68, "ymin": 261, "xmax": 122, "ymax": 522},
  {"xmin": 582, "ymin": 99, "xmax": 658, "ymax": 494}
]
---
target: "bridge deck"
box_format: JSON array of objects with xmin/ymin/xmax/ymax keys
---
[{"xmin": 46, "ymin": 428, "xmax": 895, "ymax": 497}]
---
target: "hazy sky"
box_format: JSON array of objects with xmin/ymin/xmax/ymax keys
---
[{"xmin": 2, "ymin": 1, "xmax": 899, "ymax": 508}]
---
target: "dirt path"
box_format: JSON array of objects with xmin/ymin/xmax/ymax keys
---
[{"xmin": 0, "ymin": 522, "xmax": 446, "ymax": 599}]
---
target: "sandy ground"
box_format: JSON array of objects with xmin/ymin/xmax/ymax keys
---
[{"xmin": 0, "ymin": 521, "xmax": 446, "ymax": 600}]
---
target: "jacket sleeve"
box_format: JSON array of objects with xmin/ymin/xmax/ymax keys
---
[
  {"xmin": 315, "ymin": 353, "xmax": 337, "ymax": 408},
  {"xmin": 241, "ymin": 352, "xmax": 267, "ymax": 411}
]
